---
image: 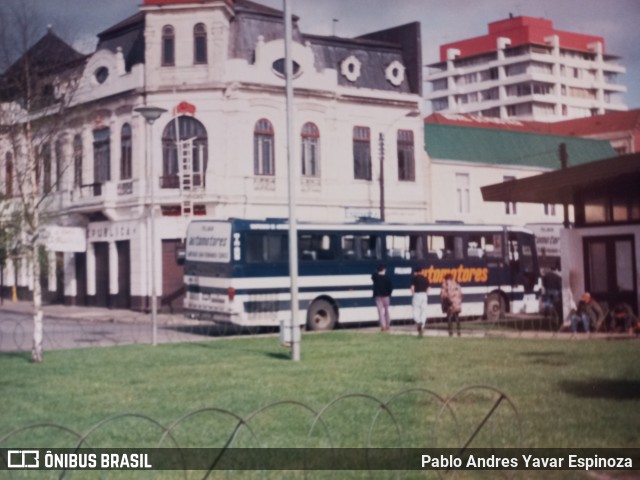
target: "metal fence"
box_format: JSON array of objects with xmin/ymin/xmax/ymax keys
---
[{"xmin": 0, "ymin": 386, "xmax": 521, "ymax": 479}]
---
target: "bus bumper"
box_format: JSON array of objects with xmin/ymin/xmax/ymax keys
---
[{"xmin": 521, "ymin": 293, "xmax": 540, "ymax": 314}]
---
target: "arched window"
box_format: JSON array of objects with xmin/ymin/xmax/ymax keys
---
[
  {"xmin": 193, "ymin": 23, "xmax": 207, "ymax": 64},
  {"xmin": 254, "ymin": 119, "xmax": 274, "ymax": 176},
  {"xmin": 120, "ymin": 123, "xmax": 132, "ymax": 180},
  {"xmin": 5, "ymin": 152, "xmax": 13, "ymax": 197},
  {"xmin": 162, "ymin": 25, "xmax": 175, "ymax": 66},
  {"xmin": 161, "ymin": 116, "xmax": 208, "ymax": 189},
  {"xmin": 73, "ymin": 134, "xmax": 83, "ymax": 188},
  {"xmin": 301, "ymin": 122, "xmax": 319, "ymax": 177}
]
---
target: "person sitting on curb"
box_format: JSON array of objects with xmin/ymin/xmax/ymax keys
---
[
  {"xmin": 570, "ymin": 292, "xmax": 603, "ymax": 334},
  {"xmin": 610, "ymin": 303, "xmax": 638, "ymax": 335}
]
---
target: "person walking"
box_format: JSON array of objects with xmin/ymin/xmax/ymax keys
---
[
  {"xmin": 410, "ymin": 267, "xmax": 430, "ymax": 337},
  {"xmin": 441, "ymin": 273, "xmax": 463, "ymax": 337},
  {"xmin": 542, "ymin": 262, "xmax": 562, "ymax": 320},
  {"xmin": 372, "ymin": 264, "xmax": 393, "ymax": 331}
]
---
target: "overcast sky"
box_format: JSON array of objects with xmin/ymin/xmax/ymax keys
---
[{"xmin": 5, "ymin": 0, "xmax": 640, "ymax": 112}]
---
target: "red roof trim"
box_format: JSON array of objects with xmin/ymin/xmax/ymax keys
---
[
  {"xmin": 439, "ymin": 16, "xmax": 604, "ymax": 62},
  {"xmin": 144, "ymin": 0, "xmax": 233, "ymax": 5},
  {"xmin": 174, "ymin": 101, "xmax": 196, "ymax": 116}
]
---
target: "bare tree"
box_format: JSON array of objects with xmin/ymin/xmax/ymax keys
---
[{"xmin": 0, "ymin": 1, "xmax": 86, "ymax": 362}]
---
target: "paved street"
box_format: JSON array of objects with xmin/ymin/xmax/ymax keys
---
[
  {"xmin": 0, "ymin": 301, "xmax": 460, "ymax": 352},
  {"xmin": 2, "ymin": 301, "xmax": 632, "ymax": 353},
  {"xmin": 0, "ymin": 301, "xmax": 272, "ymax": 352}
]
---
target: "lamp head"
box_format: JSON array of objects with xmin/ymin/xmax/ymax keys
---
[{"xmin": 135, "ymin": 106, "xmax": 167, "ymax": 125}]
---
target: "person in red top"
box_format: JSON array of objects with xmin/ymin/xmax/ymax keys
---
[{"xmin": 441, "ymin": 273, "xmax": 463, "ymax": 337}]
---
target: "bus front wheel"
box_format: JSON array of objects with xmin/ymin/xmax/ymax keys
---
[
  {"xmin": 485, "ymin": 292, "xmax": 506, "ymax": 322},
  {"xmin": 307, "ymin": 299, "xmax": 337, "ymax": 331}
]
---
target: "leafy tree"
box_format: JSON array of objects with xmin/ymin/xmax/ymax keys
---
[{"xmin": 0, "ymin": 1, "xmax": 85, "ymax": 362}]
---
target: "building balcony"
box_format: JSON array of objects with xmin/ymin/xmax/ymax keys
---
[
  {"xmin": 158, "ymin": 174, "xmax": 204, "ymax": 190},
  {"xmin": 63, "ymin": 178, "xmax": 146, "ymax": 212}
]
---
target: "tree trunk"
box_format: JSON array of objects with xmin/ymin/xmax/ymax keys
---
[
  {"xmin": 26, "ymin": 118, "xmax": 44, "ymax": 363},
  {"xmin": 31, "ymin": 255, "xmax": 43, "ymax": 363}
]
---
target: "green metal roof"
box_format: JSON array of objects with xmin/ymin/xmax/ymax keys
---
[{"xmin": 424, "ymin": 123, "xmax": 616, "ymax": 169}]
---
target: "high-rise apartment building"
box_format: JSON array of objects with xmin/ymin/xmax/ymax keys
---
[{"xmin": 425, "ymin": 16, "xmax": 627, "ymax": 122}]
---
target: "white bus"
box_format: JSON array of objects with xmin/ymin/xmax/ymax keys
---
[{"xmin": 183, "ymin": 219, "xmax": 541, "ymax": 329}]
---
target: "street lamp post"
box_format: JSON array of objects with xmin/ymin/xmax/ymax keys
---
[
  {"xmin": 135, "ymin": 105, "xmax": 167, "ymax": 346},
  {"xmin": 284, "ymin": 0, "xmax": 301, "ymax": 361},
  {"xmin": 380, "ymin": 109, "xmax": 421, "ymax": 221}
]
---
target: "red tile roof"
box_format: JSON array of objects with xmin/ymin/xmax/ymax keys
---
[
  {"xmin": 424, "ymin": 113, "xmax": 551, "ymax": 134},
  {"xmin": 550, "ymin": 110, "xmax": 640, "ymax": 136},
  {"xmin": 424, "ymin": 110, "xmax": 640, "ymax": 136}
]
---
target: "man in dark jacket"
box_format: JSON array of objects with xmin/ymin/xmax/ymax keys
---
[{"xmin": 372, "ymin": 264, "xmax": 393, "ymax": 331}]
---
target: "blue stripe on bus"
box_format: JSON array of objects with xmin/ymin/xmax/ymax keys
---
[
  {"xmin": 198, "ymin": 292, "xmax": 528, "ymax": 314},
  {"xmin": 187, "ymin": 285, "xmax": 373, "ymax": 295},
  {"xmin": 186, "ymin": 285, "xmax": 533, "ymax": 302}
]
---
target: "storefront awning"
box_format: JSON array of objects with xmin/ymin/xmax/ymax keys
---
[{"xmin": 480, "ymin": 152, "xmax": 640, "ymax": 204}]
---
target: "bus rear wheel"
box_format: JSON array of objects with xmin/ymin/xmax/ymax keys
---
[
  {"xmin": 485, "ymin": 292, "xmax": 506, "ymax": 322},
  {"xmin": 307, "ymin": 299, "xmax": 337, "ymax": 331}
]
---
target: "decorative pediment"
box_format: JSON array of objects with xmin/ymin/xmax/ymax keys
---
[
  {"xmin": 71, "ymin": 47, "xmax": 143, "ymax": 107},
  {"xmin": 174, "ymin": 101, "xmax": 197, "ymax": 116}
]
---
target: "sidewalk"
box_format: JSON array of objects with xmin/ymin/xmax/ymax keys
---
[
  {"xmin": 1, "ymin": 300, "xmax": 636, "ymax": 340},
  {"xmin": 0, "ymin": 300, "xmax": 185, "ymax": 325}
]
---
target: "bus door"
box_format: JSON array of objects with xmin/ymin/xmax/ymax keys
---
[{"xmin": 507, "ymin": 232, "xmax": 539, "ymax": 294}]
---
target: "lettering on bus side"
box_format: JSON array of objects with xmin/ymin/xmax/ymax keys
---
[{"xmin": 413, "ymin": 265, "xmax": 489, "ymax": 284}]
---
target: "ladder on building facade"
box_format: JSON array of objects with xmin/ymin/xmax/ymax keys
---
[{"xmin": 178, "ymin": 138, "xmax": 195, "ymax": 217}]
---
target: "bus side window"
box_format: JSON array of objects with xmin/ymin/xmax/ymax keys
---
[
  {"xmin": 429, "ymin": 234, "xmax": 465, "ymax": 260},
  {"xmin": 299, "ymin": 234, "xmax": 335, "ymax": 261},
  {"xmin": 342, "ymin": 235, "xmax": 357, "ymax": 259},
  {"xmin": 340, "ymin": 234, "xmax": 381, "ymax": 260},
  {"xmin": 386, "ymin": 235, "xmax": 410, "ymax": 259},
  {"xmin": 362, "ymin": 235, "xmax": 382, "ymax": 260},
  {"xmin": 468, "ymin": 234, "xmax": 502, "ymax": 260},
  {"xmin": 409, "ymin": 235, "xmax": 426, "ymax": 260},
  {"xmin": 452, "ymin": 236, "xmax": 464, "ymax": 259},
  {"xmin": 317, "ymin": 235, "xmax": 334, "ymax": 260},
  {"xmin": 246, "ymin": 233, "xmax": 287, "ymax": 263},
  {"xmin": 427, "ymin": 235, "xmax": 445, "ymax": 259}
]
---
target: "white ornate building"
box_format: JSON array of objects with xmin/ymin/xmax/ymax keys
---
[
  {"xmin": 425, "ymin": 16, "xmax": 627, "ymax": 122},
  {"xmin": 0, "ymin": 0, "xmax": 426, "ymax": 310}
]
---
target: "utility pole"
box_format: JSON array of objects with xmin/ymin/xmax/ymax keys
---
[
  {"xmin": 559, "ymin": 143, "xmax": 570, "ymax": 228},
  {"xmin": 379, "ymin": 132, "xmax": 385, "ymax": 221}
]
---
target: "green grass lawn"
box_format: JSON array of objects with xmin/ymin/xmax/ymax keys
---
[{"xmin": 1, "ymin": 332, "xmax": 638, "ymax": 478}]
